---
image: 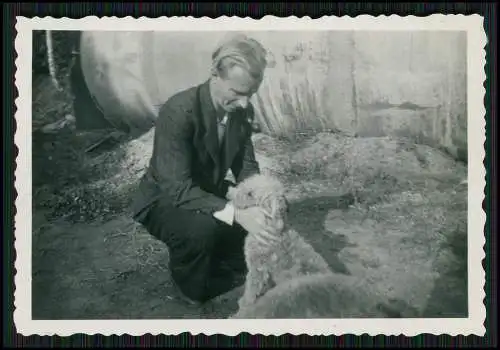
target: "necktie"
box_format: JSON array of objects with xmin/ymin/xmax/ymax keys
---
[{"xmin": 217, "ymin": 114, "xmax": 228, "ymax": 147}]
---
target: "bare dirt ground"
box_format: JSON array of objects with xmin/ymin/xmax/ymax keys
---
[{"xmin": 31, "ymin": 74, "xmax": 468, "ymax": 320}]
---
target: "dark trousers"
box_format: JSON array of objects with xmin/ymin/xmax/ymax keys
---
[{"xmin": 141, "ymin": 196, "xmax": 248, "ymax": 303}]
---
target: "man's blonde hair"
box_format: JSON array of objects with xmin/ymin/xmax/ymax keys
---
[{"xmin": 211, "ymin": 33, "xmax": 268, "ymax": 81}]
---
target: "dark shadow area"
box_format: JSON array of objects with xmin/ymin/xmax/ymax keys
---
[
  {"xmin": 422, "ymin": 226, "xmax": 468, "ymax": 318},
  {"xmin": 32, "ymin": 128, "xmax": 133, "ymax": 225},
  {"xmin": 375, "ymin": 298, "xmax": 421, "ymax": 318},
  {"xmin": 69, "ymin": 32, "xmax": 115, "ymax": 132},
  {"xmin": 32, "ymin": 127, "xmax": 124, "ymax": 187},
  {"xmin": 287, "ymin": 193, "xmax": 357, "ymax": 275}
]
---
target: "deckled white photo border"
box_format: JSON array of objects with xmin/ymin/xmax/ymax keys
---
[{"xmin": 14, "ymin": 14, "xmax": 487, "ymax": 337}]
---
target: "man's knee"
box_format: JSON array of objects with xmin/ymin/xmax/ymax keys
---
[
  {"xmin": 142, "ymin": 200, "xmax": 247, "ymax": 261},
  {"xmin": 144, "ymin": 201, "xmax": 221, "ymax": 243}
]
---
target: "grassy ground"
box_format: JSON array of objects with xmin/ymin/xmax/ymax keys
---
[{"xmin": 31, "ymin": 72, "xmax": 468, "ymax": 320}]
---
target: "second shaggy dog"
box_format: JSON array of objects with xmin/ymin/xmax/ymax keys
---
[
  {"xmin": 231, "ymin": 272, "xmax": 417, "ymax": 319},
  {"xmin": 228, "ymin": 173, "xmax": 333, "ymax": 312}
]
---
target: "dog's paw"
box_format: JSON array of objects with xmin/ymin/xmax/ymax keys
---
[
  {"xmin": 237, "ymin": 297, "xmax": 254, "ymax": 311},
  {"xmin": 226, "ymin": 186, "xmax": 237, "ymax": 201}
]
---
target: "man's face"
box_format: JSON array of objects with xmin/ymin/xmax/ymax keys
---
[{"xmin": 214, "ymin": 65, "xmax": 262, "ymax": 113}]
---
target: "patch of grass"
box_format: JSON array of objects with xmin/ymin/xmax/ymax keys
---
[
  {"xmin": 33, "ymin": 124, "xmax": 131, "ymax": 222},
  {"xmin": 32, "ymin": 216, "xmax": 241, "ymax": 319},
  {"xmin": 32, "ymin": 71, "xmax": 132, "ymax": 223}
]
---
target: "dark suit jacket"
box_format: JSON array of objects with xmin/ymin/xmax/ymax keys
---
[{"xmin": 131, "ymin": 79, "xmax": 260, "ymax": 223}]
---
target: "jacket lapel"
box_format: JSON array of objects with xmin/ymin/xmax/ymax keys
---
[
  {"xmin": 198, "ymin": 80, "xmax": 248, "ymax": 183},
  {"xmin": 198, "ymin": 81, "xmax": 221, "ymax": 173}
]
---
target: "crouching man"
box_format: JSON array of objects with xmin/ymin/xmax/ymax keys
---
[{"xmin": 131, "ymin": 34, "xmax": 272, "ymax": 306}]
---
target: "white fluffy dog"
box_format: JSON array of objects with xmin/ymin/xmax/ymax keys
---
[
  {"xmin": 228, "ymin": 173, "xmax": 333, "ymax": 313},
  {"xmin": 231, "ymin": 272, "xmax": 412, "ymax": 319}
]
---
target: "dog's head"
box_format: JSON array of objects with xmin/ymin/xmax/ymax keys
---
[{"xmin": 231, "ymin": 174, "xmax": 290, "ymax": 232}]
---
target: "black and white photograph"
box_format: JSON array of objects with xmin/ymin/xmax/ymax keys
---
[{"xmin": 14, "ymin": 15, "xmax": 486, "ymax": 336}]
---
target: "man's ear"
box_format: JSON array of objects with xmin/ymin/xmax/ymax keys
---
[{"xmin": 210, "ymin": 64, "xmax": 219, "ymax": 77}]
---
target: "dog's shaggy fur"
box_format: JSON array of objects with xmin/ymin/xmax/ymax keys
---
[
  {"xmin": 231, "ymin": 272, "xmax": 416, "ymax": 319},
  {"xmin": 228, "ymin": 173, "xmax": 333, "ymax": 312}
]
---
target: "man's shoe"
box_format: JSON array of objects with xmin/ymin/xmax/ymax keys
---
[{"xmin": 177, "ymin": 292, "xmax": 203, "ymax": 307}]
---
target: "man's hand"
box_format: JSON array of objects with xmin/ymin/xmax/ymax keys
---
[
  {"xmin": 226, "ymin": 185, "xmax": 237, "ymax": 200},
  {"xmin": 235, "ymin": 206, "xmax": 273, "ymax": 236}
]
